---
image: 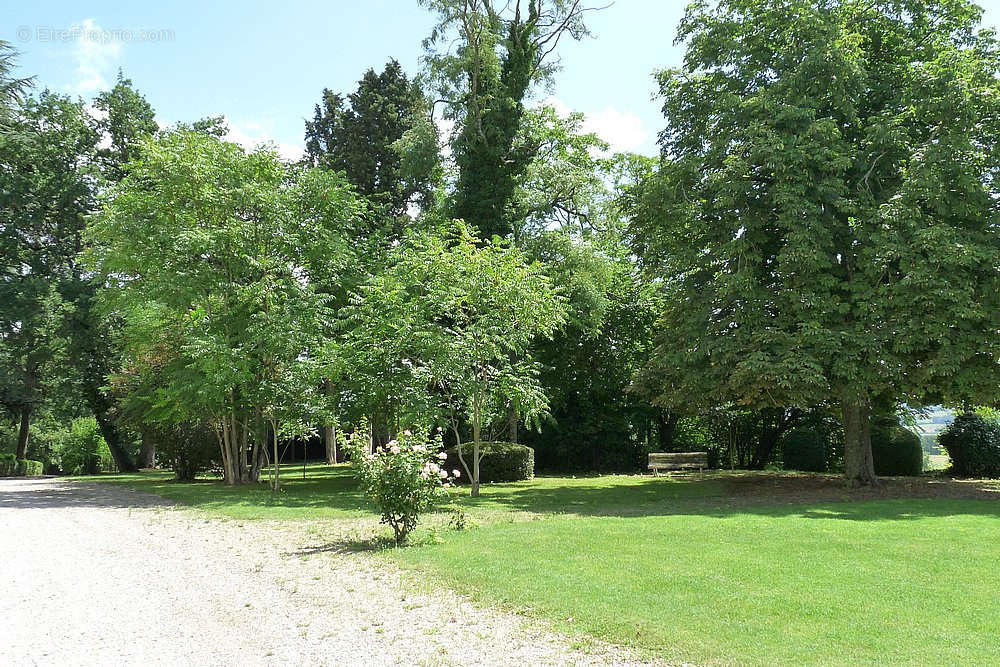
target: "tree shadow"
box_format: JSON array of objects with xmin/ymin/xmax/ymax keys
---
[
  {"xmin": 0, "ymin": 477, "xmax": 176, "ymax": 510},
  {"xmin": 459, "ymin": 472, "xmax": 1000, "ymax": 522}
]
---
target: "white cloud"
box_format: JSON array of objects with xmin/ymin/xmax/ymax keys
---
[
  {"xmin": 224, "ymin": 117, "xmax": 304, "ymax": 163},
  {"xmin": 68, "ymin": 19, "xmax": 122, "ymax": 95},
  {"xmin": 542, "ymin": 96, "xmax": 649, "ymax": 154}
]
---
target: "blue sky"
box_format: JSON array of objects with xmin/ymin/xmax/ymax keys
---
[{"xmin": 7, "ymin": 1, "xmax": 1000, "ymax": 158}]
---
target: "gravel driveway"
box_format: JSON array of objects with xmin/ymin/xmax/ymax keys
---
[{"xmin": 0, "ymin": 478, "xmax": 646, "ymax": 666}]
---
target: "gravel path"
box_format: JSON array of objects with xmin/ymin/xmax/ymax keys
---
[{"xmin": 0, "ymin": 478, "xmax": 648, "ymax": 666}]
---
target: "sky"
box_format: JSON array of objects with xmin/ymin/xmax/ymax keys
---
[{"xmin": 7, "ymin": 1, "xmax": 1000, "ymax": 159}]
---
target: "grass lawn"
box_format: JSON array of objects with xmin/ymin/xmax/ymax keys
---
[
  {"xmin": 393, "ymin": 499, "xmax": 1000, "ymax": 665},
  {"xmin": 81, "ymin": 466, "xmax": 1000, "ymax": 664}
]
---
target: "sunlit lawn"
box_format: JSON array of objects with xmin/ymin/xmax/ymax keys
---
[
  {"xmin": 79, "ymin": 463, "xmax": 724, "ymax": 520},
  {"xmin": 81, "ymin": 466, "xmax": 1000, "ymax": 664}
]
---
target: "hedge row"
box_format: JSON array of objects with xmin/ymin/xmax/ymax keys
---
[
  {"xmin": 781, "ymin": 417, "xmax": 922, "ymax": 475},
  {"xmin": 0, "ymin": 455, "xmax": 45, "ymax": 477},
  {"xmin": 444, "ymin": 442, "xmax": 534, "ymax": 483}
]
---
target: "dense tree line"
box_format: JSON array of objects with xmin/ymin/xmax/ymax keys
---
[{"xmin": 3, "ymin": 0, "xmax": 999, "ymax": 488}]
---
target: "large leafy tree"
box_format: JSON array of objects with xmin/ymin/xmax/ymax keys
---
[
  {"xmin": 420, "ymin": 0, "xmax": 598, "ymax": 239},
  {"xmin": 0, "ymin": 93, "xmax": 98, "ymax": 460},
  {"xmin": 88, "ymin": 131, "xmax": 362, "ymax": 484},
  {"xmin": 631, "ymin": 0, "xmax": 1000, "ymax": 485},
  {"xmin": 344, "ymin": 222, "xmax": 566, "ymax": 496},
  {"xmin": 304, "ymin": 59, "xmax": 435, "ymax": 222}
]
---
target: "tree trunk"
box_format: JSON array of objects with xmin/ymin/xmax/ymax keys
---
[
  {"xmin": 322, "ymin": 424, "xmax": 336, "ymax": 464},
  {"xmin": 471, "ymin": 399, "xmax": 481, "ymax": 497},
  {"xmin": 842, "ymin": 394, "xmax": 877, "ymax": 487},
  {"xmin": 271, "ymin": 419, "xmax": 280, "ymax": 492},
  {"xmin": 507, "ymin": 406, "xmax": 518, "ymax": 444},
  {"xmin": 15, "ymin": 405, "xmax": 31, "ymax": 460},
  {"xmin": 138, "ymin": 430, "xmax": 156, "ymax": 468},
  {"xmin": 656, "ymin": 412, "xmax": 679, "ymax": 451}
]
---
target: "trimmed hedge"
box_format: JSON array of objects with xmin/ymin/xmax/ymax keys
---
[
  {"xmin": 871, "ymin": 418, "xmax": 923, "ymax": 476},
  {"xmin": 781, "ymin": 428, "xmax": 827, "ymax": 472},
  {"xmin": 445, "ymin": 442, "xmax": 534, "ymax": 483},
  {"xmin": 18, "ymin": 459, "xmax": 44, "ymax": 476},
  {"xmin": 938, "ymin": 413, "xmax": 1000, "ymax": 478},
  {"xmin": 0, "ymin": 456, "xmax": 45, "ymax": 477}
]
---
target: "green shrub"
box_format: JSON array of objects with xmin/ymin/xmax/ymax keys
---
[
  {"xmin": 148, "ymin": 423, "xmax": 218, "ymax": 480},
  {"xmin": 445, "ymin": 442, "xmax": 535, "ymax": 483},
  {"xmin": 52, "ymin": 417, "xmax": 112, "ymax": 475},
  {"xmin": 871, "ymin": 417, "xmax": 923, "ymax": 476},
  {"xmin": 344, "ymin": 428, "xmax": 457, "ymax": 544},
  {"xmin": 0, "ymin": 452, "xmax": 16, "ymax": 476},
  {"xmin": 938, "ymin": 413, "xmax": 1000, "ymax": 478},
  {"xmin": 0, "ymin": 456, "xmax": 44, "ymax": 477},
  {"xmin": 781, "ymin": 428, "xmax": 828, "ymax": 472},
  {"xmin": 16, "ymin": 459, "xmax": 44, "ymax": 476}
]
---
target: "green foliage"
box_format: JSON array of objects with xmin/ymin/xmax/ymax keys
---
[
  {"xmin": 52, "ymin": 417, "xmax": 112, "ymax": 475},
  {"xmin": 305, "ymin": 59, "xmax": 434, "ymax": 219},
  {"xmin": 781, "ymin": 427, "xmax": 828, "ymax": 472},
  {"xmin": 446, "ymin": 441, "xmax": 534, "ymax": 483},
  {"xmin": 92, "ymin": 71, "xmax": 158, "ymax": 180},
  {"xmin": 344, "ymin": 428, "xmax": 458, "ymax": 544},
  {"xmin": 89, "ymin": 130, "xmax": 362, "ymax": 484},
  {"xmin": 0, "ymin": 452, "xmax": 14, "ymax": 476},
  {"xmin": 938, "ymin": 413, "xmax": 1000, "ymax": 478},
  {"xmin": 631, "ymin": 0, "xmax": 1000, "ymax": 484},
  {"xmin": 148, "ymin": 423, "xmax": 218, "ymax": 481},
  {"xmin": 0, "ymin": 455, "xmax": 44, "ymax": 477},
  {"xmin": 0, "ymin": 40, "xmax": 32, "ymax": 128},
  {"xmin": 343, "ymin": 221, "xmax": 565, "ymax": 492},
  {"xmin": 420, "ymin": 0, "xmax": 593, "ymax": 239},
  {"xmin": 17, "ymin": 459, "xmax": 43, "ymax": 476},
  {"xmin": 871, "ymin": 417, "xmax": 923, "ymax": 476}
]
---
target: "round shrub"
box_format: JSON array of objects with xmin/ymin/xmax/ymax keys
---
[
  {"xmin": 148, "ymin": 423, "xmax": 218, "ymax": 480},
  {"xmin": 781, "ymin": 428, "xmax": 827, "ymax": 472},
  {"xmin": 871, "ymin": 417, "xmax": 923, "ymax": 476},
  {"xmin": 445, "ymin": 442, "xmax": 534, "ymax": 483},
  {"xmin": 938, "ymin": 413, "xmax": 1000, "ymax": 478}
]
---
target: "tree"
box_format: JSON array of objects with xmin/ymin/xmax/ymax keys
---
[
  {"xmin": 344, "ymin": 222, "xmax": 566, "ymax": 495},
  {"xmin": 0, "ymin": 93, "xmax": 96, "ymax": 460},
  {"xmin": 304, "ymin": 60, "xmax": 435, "ymax": 221},
  {"xmin": 420, "ymin": 0, "xmax": 599, "ymax": 239},
  {"xmin": 0, "ymin": 40, "xmax": 32, "ymax": 129},
  {"xmin": 631, "ymin": 0, "xmax": 1000, "ymax": 486},
  {"xmin": 92, "ymin": 71, "xmax": 158, "ymax": 181},
  {"xmin": 88, "ymin": 131, "xmax": 362, "ymax": 484}
]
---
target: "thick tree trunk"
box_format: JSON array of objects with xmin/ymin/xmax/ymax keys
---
[
  {"xmin": 322, "ymin": 424, "xmax": 337, "ymax": 464},
  {"xmin": 656, "ymin": 412, "xmax": 679, "ymax": 451},
  {"xmin": 841, "ymin": 394, "xmax": 877, "ymax": 487},
  {"xmin": 15, "ymin": 406, "xmax": 31, "ymax": 460},
  {"xmin": 138, "ymin": 430, "xmax": 156, "ymax": 468}
]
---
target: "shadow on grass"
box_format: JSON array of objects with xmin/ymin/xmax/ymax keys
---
[
  {"xmin": 68, "ymin": 464, "xmax": 1000, "ymax": 523},
  {"xmin": 466, "ymin": 472, "xmax": 1000, "ymax": 522}
]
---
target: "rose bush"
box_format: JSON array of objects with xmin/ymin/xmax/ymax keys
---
[{"xmin": 344, "ymin": 428, "xmax": 460, "ymax": 544}]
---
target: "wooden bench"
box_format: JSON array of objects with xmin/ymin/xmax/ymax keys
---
[{"xmin": 648, "ymin": 452, "xmax": 707, "ymax": 475}]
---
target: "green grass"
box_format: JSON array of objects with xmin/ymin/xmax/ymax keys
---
[
  {"xmin": 80, "ymin": 466, "xmax": 1000, "ymax": 663},
  {"xmin": 76, "ymin": 464, "xmax": 370, "ymax": 519},
  {"xmin": 80, "ymin": 464, "xmax": 724, "ymax": 520},
  {"xmin": 393, "ymin": 499, "xmax": 1000, "ymax": 665}
]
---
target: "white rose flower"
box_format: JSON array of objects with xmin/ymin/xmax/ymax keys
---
[
  {"xmin": 438, "ymin": 469, "xmax": 448, "ymax": 479},
  {"xmin": 437, "ymin": 452, "xmax": 448, "ymax": 460},
  {"xmin": 452, "ymin": 469, "xmax": 461, "ymax": 478},
  {"xmin": 390, "ymin": 445, "xmax": 400, "ymax": 454}
]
